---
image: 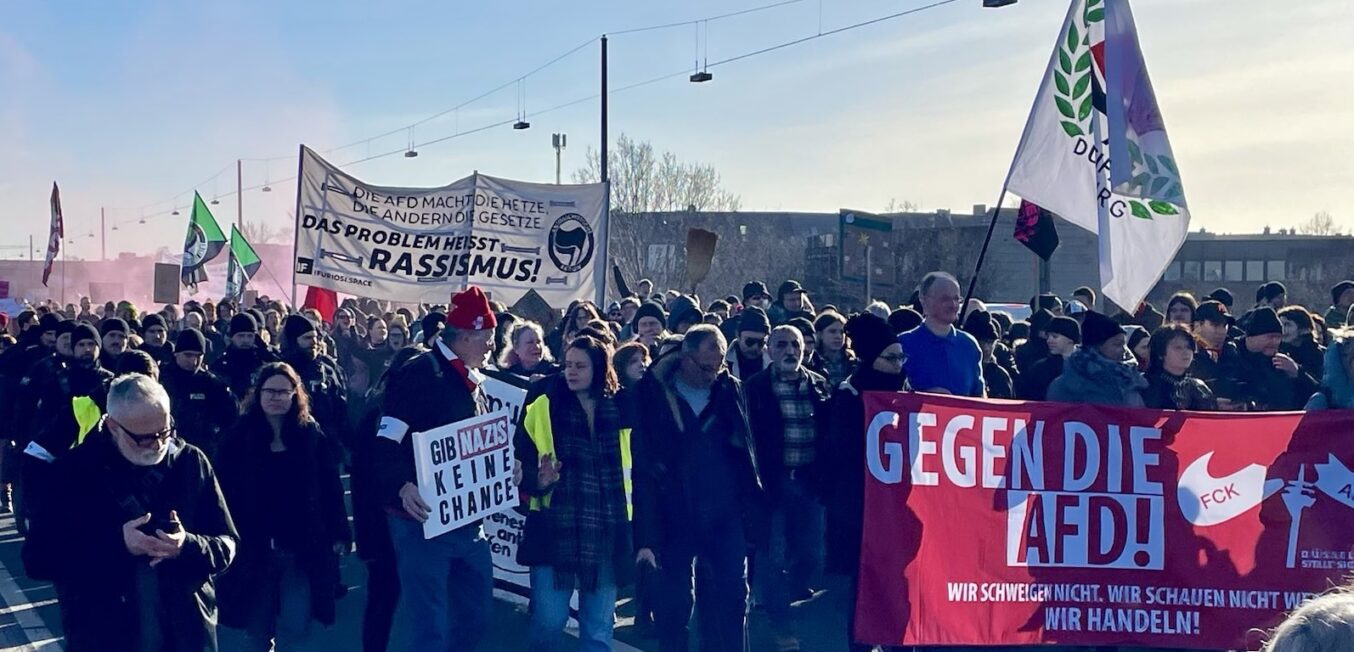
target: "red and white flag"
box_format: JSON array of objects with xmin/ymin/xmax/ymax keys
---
[{"xmin": 43, "ymin": 182, "xmax": 64, "ymax": 287}]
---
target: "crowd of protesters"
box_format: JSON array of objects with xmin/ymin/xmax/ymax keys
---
[{"xmin": 0, "ymin": 273, "xmax": 1351, "ymax": 651}]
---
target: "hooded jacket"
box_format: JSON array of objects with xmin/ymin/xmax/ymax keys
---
[{"xmin": 1047, "ymin": 348, "xmax": 1148, "ymax": 407}]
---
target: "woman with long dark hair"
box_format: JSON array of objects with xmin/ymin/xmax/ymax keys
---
[
  {"xmin": 215, "ymin": 362, "xmax": 350, "ymax": 651},
  {"xmin": 515, "ymin": 335, "xmax": 633, "ymax": 650},
  {"xmin": 1142, "ymin": 325, "xmax": 1217, "ymax": 411}
]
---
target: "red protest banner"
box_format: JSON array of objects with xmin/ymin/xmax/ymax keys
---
[{"xmin": 856, "ymin": 392, "xmax": 1354, "ymax": 650}]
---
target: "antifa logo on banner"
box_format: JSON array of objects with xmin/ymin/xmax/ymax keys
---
[
  {"xmin": 184, "ymin": 223, "xmax": 209, "ymax": 267},
  {"xmin": 547, "ymin": 213, "xmax": 595, "ymax": 273}
]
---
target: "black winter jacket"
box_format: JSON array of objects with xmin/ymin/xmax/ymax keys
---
[
  {"xmin": 23, "ymin": 429, "xmax": 237, "ymax": 652},
  {"xmin": 215, "ymin": 416, "xmax": 350, "ymax": 628},
  {"xmin": 631, "ymin": 353, "xmax": 762, "ymax": 552},
  {"xmin": 742, "ymin": 366, "xmax": 832, "ymax": 503}
]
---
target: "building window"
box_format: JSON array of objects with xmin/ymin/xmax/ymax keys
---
[
  {"xmin": 1204, "ymin": 261, "xmax": 1223, "ymax": 282},
  {"xmin": 1164, "ymin": 262, "xmax": 1182, "ymax": 281},
  {"xmin": 1225, "ymin": 261, "xmax": 1244, "ymax": 282},
  {"xmin": 1183, "ymin": 261, "xmax": 1201, "ymax": 281},
  {"xmin": 1267, "ymin": 260, "xmax": 1286, "ymax": 281},
  {"xmin": 1246, "ymin": 260, "xmax": 1265, "ymax": 281}
]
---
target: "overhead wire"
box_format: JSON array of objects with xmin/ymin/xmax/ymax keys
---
[{"xmin": 95, "ymin": 0, "xmax": 960, "ymax": 234}]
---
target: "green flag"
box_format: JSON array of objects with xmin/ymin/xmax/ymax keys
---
[
  {"xmin": 225, "ymin": 225, "xmax": 262, "ymax": 301},
  {"xmin": 181, "ymin": 192, "xmax": 227, "ymax": 288}
]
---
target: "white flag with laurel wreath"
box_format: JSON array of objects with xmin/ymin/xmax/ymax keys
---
[{"xmin": 1005, "ymin": 0, "xmax": 1189, "ymax": 312}]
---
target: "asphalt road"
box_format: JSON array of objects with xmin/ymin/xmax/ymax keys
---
[{"xmin": 0, "ymin": 479, "xmax": 858, "ymax": 651}]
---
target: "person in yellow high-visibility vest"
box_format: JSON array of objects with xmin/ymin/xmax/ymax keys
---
[{"xmin": 514, "ymin": 335, "xmax": 633, "ymax": 652}]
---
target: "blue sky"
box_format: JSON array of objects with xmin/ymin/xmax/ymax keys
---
[{"xmin": 3, "ymin": 0, "xmax": 1351, "ymax": 260}]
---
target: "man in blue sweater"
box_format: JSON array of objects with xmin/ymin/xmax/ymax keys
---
[{"xmin": 899, "ymin": 271, "xmax": 986, "ymax": 397}]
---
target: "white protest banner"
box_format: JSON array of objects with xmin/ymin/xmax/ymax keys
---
[
  {"xmin": 293, "ymin": 145, "xmax": 608, "ymax": 308},
  {"xmin": 411, "ymin": 408, "xmax": 519, "ymax": 540}
]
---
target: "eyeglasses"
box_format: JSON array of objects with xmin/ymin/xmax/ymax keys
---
[
  {"xmin": 742, "ymin": 337, "xmax": 767, "ymax": 348},
  {"xmin": 877, "ymin": 353, "xmax": 906, "ymax": 364},
  {"xmin": 262, "ymin": 388, "xmax": 297, "ymax": 400},
  {"xmin": 110, "ymin": 418, "xmax": 176, "ymax": 445}
]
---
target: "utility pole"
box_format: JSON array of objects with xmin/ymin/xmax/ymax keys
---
[
  {"xmin": 237, "ymin": 159, "xmax": 244, "ymax": 229},
  {"xmin": 600, "ymin": 37, "xmax": 608, "ymax": 185},
  {"xmin": 552, "ymin": 133, "xmax": 567, "ymax": 184},
  {"xmin": 100, "ymin": 207, "xmax": 106, "ymax": 261}
]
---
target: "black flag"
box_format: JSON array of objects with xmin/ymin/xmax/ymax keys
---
[{"xmin": 1013, "ymin": 200, "xmax": 1060, "ymax": 261}]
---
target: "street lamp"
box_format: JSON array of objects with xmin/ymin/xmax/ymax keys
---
[{"xmin": 552, "ymin": 133, "xmax": 567, "ymax": 184}]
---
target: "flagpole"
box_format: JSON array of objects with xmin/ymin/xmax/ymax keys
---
[{"xmin": 958, "ymin": 186, "xmax": 1008, "ymax": 325}]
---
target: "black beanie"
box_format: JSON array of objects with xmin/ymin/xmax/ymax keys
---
[
  {"xmin": 1255, "ymin": 282, "xmax": 1286, "ymax": 304},
  {"xmin": 100, "ymin": 317, "xmax": 129, "ymax": 336},
  {"xmin": 1029, "ymin": 309, "xmax": 1055, "ymax": 336},
  {"xmin": 141, "ymin": 313, "xmax": 167, "ymax": 331},
  {"xmin": 282, "ymin": 314, "xmax": 317, "ymax": 348},
  {"xmin": 176, "ymin": 328, "xmax": 207, "ymax": 354},
  {"xmin": 71, "ymin": 323, "xmax": 100, "ymax": 347},
  {"xmin": 421, "ymin": 313, "xmax": 446, "ymax": 340},
  {"xmin": 961, "ymin": 311, "xmax": 999, "ymax": 342},
  {"xmin": 1126, "ymin": 325, "xmax": 1150, "ymax": 352},
  {"xmin": 787, "ymin": 317, "xmax": 815, "ymax": 342},
  {"xmin": 738, "ymin": 307, "xmax": 771, "ymax": 334},
  {"xmin": 1208, "ymin": 288, "xmax": 1234, "ymax": 308},
  {"xmin": 887, "ymin": 307, "xmax": 922, "ymax": 335},
  {"xmin": 1045, "ymin": 316, "xmax": 1082, "ymax": 344},
  {"xmin": 55, "ymin": 319, "xmax": 76, "ymax": 339},
  {"xmin": 634, "ymin": 302, "xmax": 668, "ymax": 329},
  {"xmin": 1242, "ymin": 307, "xmax": 1283, "ymax": 337},
  {"xmin": 38, "ymin": 313, "xmax": 62, "ymax": 334},
  {"xmin": 845, "ymin": 312, "xmax": 895, "ymax": 367},
  {"xmin": 1331, "ymin": 281, "xmax": 1354, "ymax": 306},
  {"xmin": 229, "ymin": 313, "xmax": 258, "ymax": 335},
  {"xmin": 1080, "ymin": 310, "xmax": 1122, "ymax": 348},
  {"xmin": 666, "ymin": 295, "xmax": 702, "ymax": 332}
]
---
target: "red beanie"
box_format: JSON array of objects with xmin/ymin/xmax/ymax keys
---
[{"xmin": 448, "ymin": 287, "xmax": 497, "ymax": 331}]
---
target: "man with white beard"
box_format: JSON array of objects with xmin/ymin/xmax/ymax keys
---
[{"xmin": 22, "ymin": 374, "xmax": 238, "ymax": 651}]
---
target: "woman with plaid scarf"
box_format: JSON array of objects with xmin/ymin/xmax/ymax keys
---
[{"xmin": 515, "ymin": 335, "xmax": 633, "ymax": 651}]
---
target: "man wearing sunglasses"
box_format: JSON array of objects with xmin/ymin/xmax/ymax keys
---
[
  {"xmin": 23, "ymin": 373, "xmax": 238, "ymax": 651},
  {"xmin": 725, "ymin": 306, "xmax": 771, "ymax": 381}
]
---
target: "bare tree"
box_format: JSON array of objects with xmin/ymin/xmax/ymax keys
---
[
  {"xmin": 883, "ymin": 198, "xmax": 920, "ymax": 213},
  {"xmin": 574, "ymin": 135, "xmax": 741, "ymax": 292},
  {"xmin": 240, "ymin": 218, "xmax": 291, "ymax": 245},
  {"xmin": 1297, "ymin": 211, "xmax": 1343, "ymax": 236}
]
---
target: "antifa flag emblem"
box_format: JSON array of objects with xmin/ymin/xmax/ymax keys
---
[
  {"xmin": 1013, "ymin": 200, "xmax": 1059, "ymax": 261},
  {"xmin": 547, "ymin": 213, "xmax": 595, "ymax": 273}
]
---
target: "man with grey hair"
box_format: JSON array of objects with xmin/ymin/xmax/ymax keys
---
[
  {"xmin": 632, "ymin": 324, "xmax": 762, "ymax": 652},
  {"xmin": 23, "ymin": 373, "xmax": 238, "ymax": 651},
  {"xmin": 899, "ymin": 271, "xmax": 986, "ymax": 397},
  {"xmin": 744, "ymin": 324, "xmax": 832, "ymax": 650}
]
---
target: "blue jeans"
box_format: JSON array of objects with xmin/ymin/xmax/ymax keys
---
[
  {"xmin": 760, "ymin": 474, "xmax": 825, "ymax": 630},
  {"xmin": 653, "ymin": 517, "xmax": 749, "ymax": 652},
  {"xmin": 527, "ymin": 565, "xmax": 619, "ymax": 651},
  {"xmin": 387, "ymin": 515, "xmax": 493, "ymax": 651}
]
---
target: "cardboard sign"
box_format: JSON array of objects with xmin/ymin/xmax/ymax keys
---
[
  {"xmin": 856, "ymin": 392, "xmax": 1354, "ymax": 650},
  {"xmin": 153, "ymin": 263, "xmax": 181, "ymax": 304},
  {"xmin": 412, "ymin": 409, "xmax": 519, "ymax": 539}
]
